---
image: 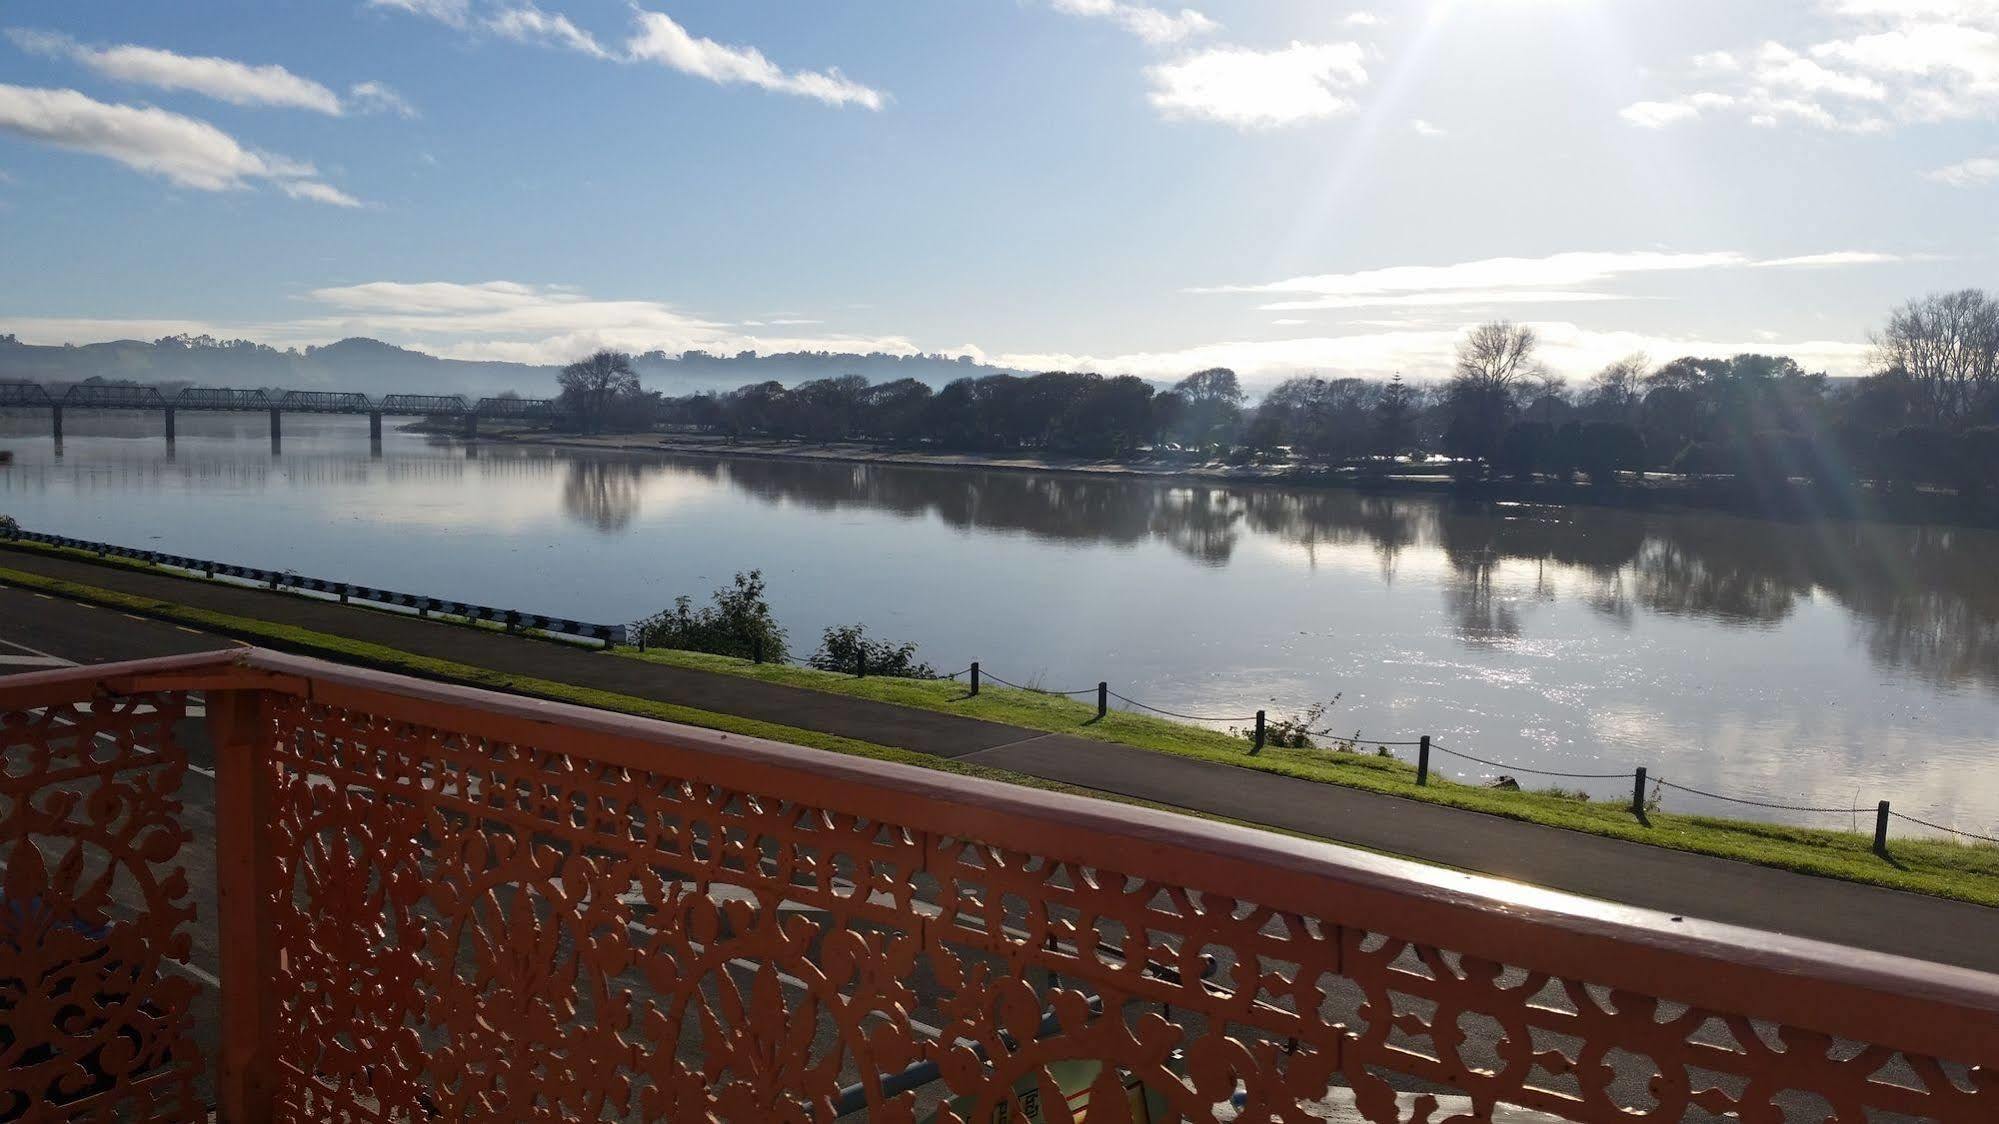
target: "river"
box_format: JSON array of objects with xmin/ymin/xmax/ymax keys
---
[{"xmin": 4, "ymin": 411, "xmax": 1996, "ymax": 838}]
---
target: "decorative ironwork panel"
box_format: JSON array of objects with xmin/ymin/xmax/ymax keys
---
[
  {"xmin": 0, "ymin": 692, "xmax": 202, "ymax": 1121},
  {"xmin": 256, "ymin": 695, "xmax": 1997, "ymax": 1123}
]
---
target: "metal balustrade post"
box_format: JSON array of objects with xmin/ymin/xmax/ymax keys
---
[{"xmin": 211, "ymin": 689, "xmax": 280, "ymax": 1123}]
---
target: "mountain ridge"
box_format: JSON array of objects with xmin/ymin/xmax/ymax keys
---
[{"xmin": 0, "ymin": 333, "xmax": 1027, "ymax": 398}]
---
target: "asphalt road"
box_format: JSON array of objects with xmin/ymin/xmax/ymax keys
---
[{"xmin": 0, "ymin": 582, "xmax": 236, "ymax": 666}]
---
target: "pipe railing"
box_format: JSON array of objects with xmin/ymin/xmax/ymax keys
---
[{"xmin": 1, "ymin": 648, "xmax": 1995, "ymax": 1122}]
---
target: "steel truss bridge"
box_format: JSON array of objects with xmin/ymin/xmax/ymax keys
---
[{"xmin": 0, "ymin": 381, "xmax": 565, "ymax": 443}]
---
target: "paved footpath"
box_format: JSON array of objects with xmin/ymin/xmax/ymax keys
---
[{"xmin": 4, "ymin": 545, "xmax": 1996, "ymax": 973}]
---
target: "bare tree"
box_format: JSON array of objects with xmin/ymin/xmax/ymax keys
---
[
  {"xmin": 1872, "ymin": 290, "xmax": 1999, "ymax": 424},
  {"xmin": 1454, "ymin": 321, "xmax": 1543, "ymax": 396},
  {"xmin": 557, "ymin": 349, "xmax": 640, "ymax": 432},
  {"xmin": 1585, "ymin": 353, "xmax": 1649, "ymax": 414}
]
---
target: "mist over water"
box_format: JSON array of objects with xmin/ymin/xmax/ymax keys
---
[{"xmin": 6, "ymin": 411, "xmax": 1998, "ymax": 837}]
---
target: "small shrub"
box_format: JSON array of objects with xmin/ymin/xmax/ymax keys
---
[
  {"xmin": 810, "ymin": 623, "xmax": 935, "ymax": 678},
  {"xmin": 0, "ymin": 514, "xmax": 18, "ymax": 538},
  {"xmin": 635, "ymin": 570, "xmax": 787, "ymax": 662},
  {"xmin": 1238, "ymin": 695, "xmax": 1341, "ymax": 749}
]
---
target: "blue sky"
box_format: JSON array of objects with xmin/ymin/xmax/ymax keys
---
[{"xmin": 0, "ymin": 0, "xmax": 1994, "ymax": 389}]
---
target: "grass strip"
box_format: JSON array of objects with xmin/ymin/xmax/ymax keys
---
[{"xmin": 620, "ymin": 647, "xmax": 1999, "ymax": 907}]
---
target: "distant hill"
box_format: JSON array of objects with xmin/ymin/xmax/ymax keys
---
[{"xmin": 0, "ymin": 333, "xmax": 1027, "ymax": 398}]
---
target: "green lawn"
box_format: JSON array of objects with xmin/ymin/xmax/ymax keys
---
[
  {"xmin": 619, "ymin": 646, "xmax": 1999, "ymax": 907},
  {"xmin": 4, "ymin": 543, "xmax": 1996, "ymax": 908}
]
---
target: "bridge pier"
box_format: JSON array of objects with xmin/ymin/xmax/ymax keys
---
[
  {"xmin": 164, "ymin": 407, "xmax": 175, "ymax": 444},
  {"xmin": 50, "ymin": 406, "xmax": 62, "ymax": 446},
  {"xmin": 269, "ymin": 408, "xmax": 282, "ymax": 454},
  {"xmin": 463, "ymin": 413, "xmax": 478, "ymax": 439},
  {"xmin": 368, "ymin": 411, "xmax": 382, "ymax": 442}
]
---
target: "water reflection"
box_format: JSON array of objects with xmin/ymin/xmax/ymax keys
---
[
  {"xmin": 604, "ymin": 453, "xmax": 1999, "ymax": 693},
  {"xmin": 8, "ymin": 423, "xmax": 1999, "ymax": 699},
  {"xmin": 562, "ymin": 459, "xmax": 645, "ymax": 532}
]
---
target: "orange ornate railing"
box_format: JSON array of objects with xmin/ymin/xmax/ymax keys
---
[{"xmin": 1, "ymin": 649, "xmax": 1995, "ymax": 1122}]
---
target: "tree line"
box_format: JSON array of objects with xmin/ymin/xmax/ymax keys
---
[{"xmin": 556, "ymin": 288, "xmax": 1999, "ymax": 493}]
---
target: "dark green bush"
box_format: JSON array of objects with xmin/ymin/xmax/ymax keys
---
[
  {"xmin": 810, "ymin": 624, "xmax": 935, "ymax": 678},
  {"xmin": 636, "ymin": 570, "xmax": 787, "ymax": 661}
]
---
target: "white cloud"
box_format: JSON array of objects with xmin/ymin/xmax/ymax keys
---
[
  {"xmin": 367, "ymin": 0, "xmax": 471, "ymax": 27},
  {"xmin": 1047, "ymin": 0, "xmax": 1217, "ymax": 44},
  {"xmin": 487, "ymin": 3, "xmax": 609, "ymax": 58},
  {"xmin": 0, "ymin": 83, "xmax": 360, "ymax": 203},
  {"xmin": 1626, "ymin": 2, "xmax": 1999, "ymax": 132},
  {"xmin": 291, "ymin": 280, "xmax": 918, "ymax": 363},
  {"xmin": 1344, "ymin": 12, "xmax": 1382, "ymax": 28},
  {"xmin": 1147, "ymin": 42, "xmax": 1368, "ymax": 128},
  {"xmin": 1753, "ymin": 250, "xmax": 1910, "ymax": 267},
  {"xmin": 347, "ymin": 80, "xmax": 417, "ymax": 117},
  {"xmin": 1926, "ymin": 155, "xmax": 1999, "ymax": 185},
  {"xmin": 280, "ymin": 180, "xmax": 364, "ymax": 207},
  {"xmin": 8, "ymin": 29, "xmax": 412, "ymax": 117},
  {"xmin": 1197, "ymin": 248, "xmax": 1907, "ymax": 313},
  {"xmin": 624, "ymin": 9, "xmax": 885, "ymax": 109},
  {"xmin": 1411, "ymin": 117, "xmax": 1444, "ymax": 136},
  {"xmin": 992, "ymin": 324, "xmax": 1874, "ymax": 391},
  {"xmin": 366, "ymin": 2, "xmax": 884, "ymax": 109}
]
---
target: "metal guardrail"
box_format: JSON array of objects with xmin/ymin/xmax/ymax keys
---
[
  {"xmin": 2, "ymin": 528, "xmax": 626, "ymax": 645},
  {"xmin": 3, "ymin": 648, "xmax": 1994, "ymax": 1121}
]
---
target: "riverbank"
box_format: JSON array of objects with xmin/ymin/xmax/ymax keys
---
[
  {"xmin": 4, "ymin": 537, "xmax": 1997, "ymax": 926},
  {"xmin": 462, "ymin": 427, "xmax": 1997, "ymax": 528}
]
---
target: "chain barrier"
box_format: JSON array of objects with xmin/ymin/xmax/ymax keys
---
[
  {"xmin": 1652, "ymin": 778, "xmax": 1869, "ymax": 815},
  {"xmin": 1888, "ymin": 811, "xmax": 1999, "ymax": 846},
  {"xmin": 1427, "ymin": 741, "xmax": 1635, "ymax": 780},
  {"xmin": 1104, "ymin": 691, "xmax": 1256, "ymax": 724},
  {"xmin": 980, "ymin": 671, "xmax": 1098, "ymax": 696}
]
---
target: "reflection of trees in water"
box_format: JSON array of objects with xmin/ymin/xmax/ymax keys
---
[
  {"xmin": 662, "ymin": 455, "xmax": 1999, "ymax": 691},
  {"xmin": 561, "ymin": 457, "xmax": 645, "ymax": 532}
]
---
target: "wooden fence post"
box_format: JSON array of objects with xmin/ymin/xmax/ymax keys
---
[
  {"xmin": 1251, "ymin": 710, "xmax": 1266, "ymax": 755},
  {"xmin": 1874, "ymin": 801, "xmax": 1891, "ymax": 855},
  {"xmin": 1417, "ymin": 735, "xmax": 1430, "ymax": 786},
  {"xmin": 969, "ymin": 662, "xmax": 980, "ymax": 696},
  {"xmin": 1632, "ymin": 767, "xmax": 1648, "ymax": 815},
  {"xmin": 1096, "ymin": 682, "xmax": 1108, "ymax": 720},
  {"xmin": 211, "ymin": 689, "xmax": 280, "ymax": 1123}
]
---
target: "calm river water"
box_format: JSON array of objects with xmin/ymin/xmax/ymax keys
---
[{"xmin": 5, "ymin": 412, "xmax": 1997, "ymax": 837}]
